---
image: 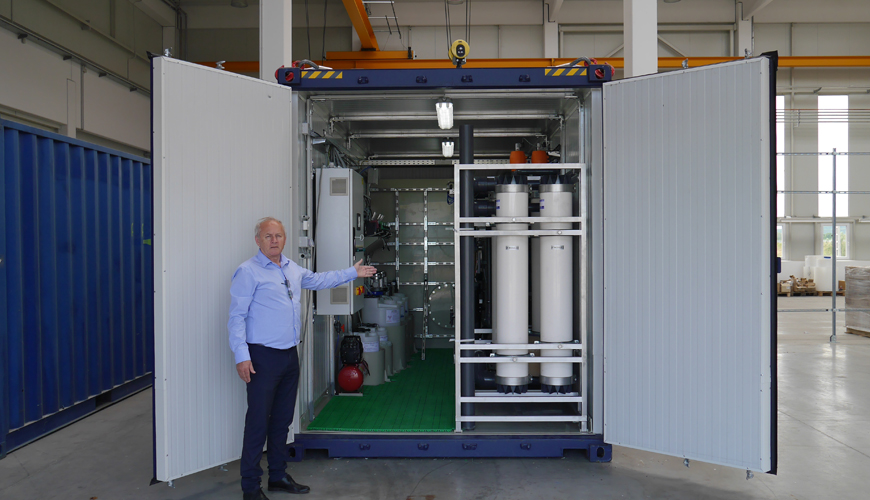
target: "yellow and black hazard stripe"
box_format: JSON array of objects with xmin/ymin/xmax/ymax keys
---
[
  {"xmin": 301, "ymin": 70, "xmax": 344, "ymax": 79},
  {"xmin": 544, "ymin": 67, "xmax": 587, "ymax": 77}
]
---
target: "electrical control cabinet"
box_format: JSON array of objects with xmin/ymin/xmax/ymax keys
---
[{"xmin": 314, "ymin": 168, "xmax": 365, "ymax": 315}]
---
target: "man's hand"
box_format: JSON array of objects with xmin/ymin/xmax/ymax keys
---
[
  {"xmin": 236, "ymin": 360, "xmax": 256, "ymax": 383},
  {"xmin": 354, "ymin": 259, "xmax": 378, "ymax": 278}
]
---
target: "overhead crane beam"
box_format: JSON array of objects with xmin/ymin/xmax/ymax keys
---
[{"xmin": 341, "ymin": 0, "xmax": 379, "ymax": 51}]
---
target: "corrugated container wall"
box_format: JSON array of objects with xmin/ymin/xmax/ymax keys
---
[{"xmin": 0, "ymin": 120, "xmax": 153, "ymax": 457}]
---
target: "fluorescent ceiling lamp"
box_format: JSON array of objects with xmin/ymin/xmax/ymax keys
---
[
  {"xmin": 436, "ymin": 100, "xmax": 453, "ymax": 130},
  {"xmin": 441, "ymin": 140, "xmax": 455, "ymax": 158}
]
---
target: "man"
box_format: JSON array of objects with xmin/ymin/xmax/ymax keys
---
[{"xmin": 228, "ymin": 217, "xmax": 376, "ymax": 500}]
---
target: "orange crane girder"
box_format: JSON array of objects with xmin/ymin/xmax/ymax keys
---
[{"xmin": 341, "ymin": 0, "xmax": 379, "ymax": 51}]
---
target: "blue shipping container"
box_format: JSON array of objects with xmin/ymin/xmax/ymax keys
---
[{"xmin": 0, "ymin": 120, "xmax": 153, "ymax": 457}]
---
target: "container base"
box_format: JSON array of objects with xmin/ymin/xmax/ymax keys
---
[{"xmin": 289, "ymin": 433, "xmax": 611, "ymax": 462}]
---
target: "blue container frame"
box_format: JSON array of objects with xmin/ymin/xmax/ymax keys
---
[
  {"xmin": 0, "ymin": 119, "xmax": 154, "ymax": 458},
  {"xmin": 276, "ymin": 65, "xmax": 612, "ymax": 91},
  {"xmin": 272, "ymin": 65, "xmax": 613, "ymax": 462},
  {"xmin": 291, "ymin": 433, "xmax": 611, "ymax": 462}
]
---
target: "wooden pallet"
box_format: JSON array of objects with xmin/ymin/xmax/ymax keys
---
[
  {"xmin": 816, "ymin": 291, "xmax": 845, "ymax": 296},
  {"xmin": 846, "ymin": 327, "xmax": 870, "ymax": 339}
]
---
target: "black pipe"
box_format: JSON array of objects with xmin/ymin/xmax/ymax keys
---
[
  {"xmin": 473, "ymin": 176, "xmax": 497, "ymax": 194},
  {"xmin": 459, "ymin": 124, "xmax": 476, "ymax": 430},
  {"xmin": 473, "ymin": 200, "xmax": 496, "ymax": 217}
]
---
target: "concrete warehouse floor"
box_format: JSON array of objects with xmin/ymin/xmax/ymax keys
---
[{"xmin": 1, "ymin": 296, "xmax": 869, "ymax": 500}]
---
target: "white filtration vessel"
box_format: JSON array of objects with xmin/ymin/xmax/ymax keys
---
[
  {"xmin": 538, "ymin": 183, "xmax": 574, "ymax": 393},
  {"xmin": 494, "ymin": 182, "xmax": 530, "ymax": 392}
]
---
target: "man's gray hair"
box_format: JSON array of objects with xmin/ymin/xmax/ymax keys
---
[{"xmin": 255, "ymin": 217, "xmax": 284, "ymax": 239}]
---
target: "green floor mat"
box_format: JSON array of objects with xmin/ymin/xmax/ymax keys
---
[{"xmin": 307, "ymin": 348, "xmax": 455, "ymax": 432}]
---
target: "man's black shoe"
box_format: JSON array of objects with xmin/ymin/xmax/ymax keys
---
[
  {"xmin": 267, "ymin": 474, "xmax": 310, "ymax": 494},
  {"xmin": 243, "ymin": 488, "xmax": 270, "ymax": 500}
]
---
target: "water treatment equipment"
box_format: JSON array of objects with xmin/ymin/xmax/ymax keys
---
[
  {"xmin": 538, "ymin": 177, "xmax": 574, "ymax": 393},
  {"xmin": 494, "ymin": 176, "xmax": 530, "ymax": 393},
  {"xmin": 154, "ymin": 57, "xmax": 776, "ymax": 476}
]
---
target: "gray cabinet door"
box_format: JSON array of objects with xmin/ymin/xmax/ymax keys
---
[{"xmin": 602, "ymin": 57, "xmax": 775, "ymax": 473}]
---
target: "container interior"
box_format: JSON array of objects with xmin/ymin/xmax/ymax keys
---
[{"xmin": 297, "ymin": 88, "xmax": 593, "ymax": 435}]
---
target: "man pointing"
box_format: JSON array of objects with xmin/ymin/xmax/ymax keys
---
[{"xmin": 228, "ymin": 217, "xmax": 376, "ymax": 500}]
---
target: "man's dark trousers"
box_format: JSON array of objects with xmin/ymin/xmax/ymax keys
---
[{"xmin": 241, "ymin": 343, "xmax": 300, "ymax": 493}]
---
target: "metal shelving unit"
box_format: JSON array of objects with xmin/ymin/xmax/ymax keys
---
[{"xmin": 370, "ymin": 187, "xmax": 455, "ymax": 354}]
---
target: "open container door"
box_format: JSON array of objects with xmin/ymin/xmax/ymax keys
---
[
  {"xmin": 152, "ymin": 58, "xmax": 295, "ymax": 481},
  {"xmin": 602, "ymin": 57, "xmax": 776, "ymax": 473}
]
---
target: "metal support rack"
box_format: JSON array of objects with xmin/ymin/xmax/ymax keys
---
[
  {"xmin": 369, "ymin": 187, "xmax": 456, "ymax": 353},
  {"xmin": 452, "ymin": 162, "xmax": 587, "ymax": 431}
]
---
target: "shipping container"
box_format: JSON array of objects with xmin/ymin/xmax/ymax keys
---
[
  {"xmin": 0, "ymin": 120, "xmax": 153, "ymax": 457},
  {"xmin": 151, "ymin": 56, "xmax": 777, "ymax": 483}
]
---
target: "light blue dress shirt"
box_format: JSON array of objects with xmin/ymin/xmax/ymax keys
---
[{"xmin": 228, "ymin": 250, "xmax": 357, "ymax": 364}]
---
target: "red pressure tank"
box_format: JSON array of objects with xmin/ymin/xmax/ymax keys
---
[{"xmin": 338, "ymin": 365, "xmax": 364, "ymax": 392}]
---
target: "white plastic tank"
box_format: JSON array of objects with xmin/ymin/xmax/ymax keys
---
[
  {"xmin": 361, "ymin": 332, "xmax": 385, "ymax": 386},
  {"xmin": 381, "ymin": 342, "xmax": 393, "ymax": 377},
  {"xmin": 392, "ymin": 293, "xmax": 409, "ymax": 318},
  {"xmin": 378, "ymin": 327, "xmax": 393, "ymax": 376},
  {"xmin": 494, "ymin": 181, "xmax": 530, "ymax": 393},
  {"xmin": 362, "ymin": 297, "xmax": 381, "ymax": 324},
  {"xmin": 538, "ymin": 182, "xmax": 574, "ymax": 393},
  {"xmin": 386, "ymin": 323, "xmax": 405, "ymax": 371},
  {"xmin": 381, "ymin": 297, "xmax": 401, "ymax": 326}
]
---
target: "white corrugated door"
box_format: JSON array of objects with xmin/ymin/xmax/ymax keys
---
[
  {"xmin": 602, "ymin": 58, "xmax": 775, "ymax": 472},
  {"xmin": 153, "ymin": 58, "xmax": 295, "ymax": 481}
]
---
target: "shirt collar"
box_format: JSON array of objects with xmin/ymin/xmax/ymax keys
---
[{"xmin": 255, "ymin": 249, "xmax": 289, "ymax": 268}]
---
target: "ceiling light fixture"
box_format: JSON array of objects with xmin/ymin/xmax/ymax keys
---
[
  {"xmin": 231, "ymin": 0, "xmax": 249, "ymax": 8},
  {"xmin": 663, "ymin": 0, "xmax": 681, "ymax": 3},
  {"xmin": 436, "ymin": 99, "xmax": 453, "ymax": 130}
]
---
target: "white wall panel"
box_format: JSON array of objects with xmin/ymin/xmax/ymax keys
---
[
  {"xmin": 409, "ymin": 25, "xmax": 499, "ymax": 60},
  {"xmin": 561, "ymin": 32, "xmax": 624, "ymax": 58},
  {"xmin": 153, "ymin": 58, "xmax": 294, "ymax": 481},
  {"xmin": 603, "ymin": 58, "xmax": 773, "ymax": 472},
  {"xmin": 0, "ymin": 28, "xmax": 72, "ymax": 128},
  {"xmin": 657, "ymin": 31, "xmax": 729, "ymax": 57},
  {"xmin": 498, "ymin": 25, "xmax": 543, "ymax": 59},
  {"xmin": 83, "ymin": 70, "xmax": 150, "ymax": 151}
]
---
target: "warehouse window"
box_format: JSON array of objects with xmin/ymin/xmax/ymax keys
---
[
  {"xmin": 822, "ymin": 224, "xmax": 848, "ymax": 258},
  {"xmin": 776, "ymin": 96, "xmax": 784, "ymax": 218},
  {"xmin": 818, "ymin": 96, "xmax": 849, "ymax": 217},
  {"xmin": 777, "ymin": 225, "xmax": 783, "ymax": 258}
]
